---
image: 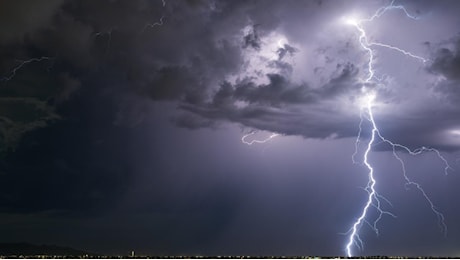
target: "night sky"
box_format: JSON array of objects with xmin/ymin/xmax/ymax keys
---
[{"xmin": 1, "ymin": 0, "xmax": 460, "ymax": 257}]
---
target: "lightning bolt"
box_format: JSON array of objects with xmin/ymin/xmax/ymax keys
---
[
  {"xmin": 241, "ymin": 131, "xmax": 279, "ymax": 145},
  {"xmin": 1, "ymin": 57, "xmax": 53, "ymax": 82},
  {"xmin": 344, "ymin": 0, "xmax": 452, "ymax": 257}
]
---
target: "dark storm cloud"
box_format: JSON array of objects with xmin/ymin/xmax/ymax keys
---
[
  {"xmin": 177, "ymin": 61, "xmax": 362, "ymax": 140},
  {"xmin": 228, "ymin": 74, "xmax": 315, "ymax": 106},
  {"xmin": 170, "ymin": 112, "xmax": 217, "ymax": 130},
  {"xmin": 427, "ymin": 35, "xmax": 460, "ymax": 106},
  {"xmin": 429, "ymin": 37, "xmax": 460, "ymax": 81},
  {"xmin": 1, "ymin": 0, "xmax": 448, "ymax": 152},
  {"xmin": 0, "ymin": 0, "xmax": 65, "ymax": 44},
  {"xmin": 0, "ymin": 0, "xmax": 368, "ymax": 152},
  {"xmin": 216, "ymin": 63, "xmax": 359, "ymax": 107}
]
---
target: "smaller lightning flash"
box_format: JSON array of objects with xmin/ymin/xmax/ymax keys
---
[
  {"xmin": 142, "ymin": 16, "xmax": 165, "ymax": 32},
  {"xmin": 1, "ymin": 56, "xmax": 53, "ymax": 82},
  {"xmin": 241, "ymin": 131, "xmax": 279, "ymax": 145},
  {"xmin": 142, "ymin": 0, "xmax": 166, "ymax": 33}
]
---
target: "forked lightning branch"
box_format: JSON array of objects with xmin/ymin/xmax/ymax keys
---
[
  {"xmin": 241, "ymin": 0, "xmax": 453, "ymax": 257},
  {"xmin": 343, "ymin": 0, "xmax": 450, "ymax": 257}
]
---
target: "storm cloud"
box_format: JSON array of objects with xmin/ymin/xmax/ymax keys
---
[{"xmin": 2, "ymin": 0, "xmax": 460, "ymax": 151}]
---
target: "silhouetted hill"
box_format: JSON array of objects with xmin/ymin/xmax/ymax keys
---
[{"xmin": 0, "ymin": 243, "xmax": 95, "ymax": 256}]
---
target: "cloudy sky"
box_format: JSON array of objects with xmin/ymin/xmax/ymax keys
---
[{"xmin": 1, "ymin": 0, "xmax": 460, "ymax": 257}]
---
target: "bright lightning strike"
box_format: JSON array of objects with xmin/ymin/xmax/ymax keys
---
[
  {"xmin": 344, "ymin": 0, "xmax": 452, "ymax": 257},
  {"xmin": 241, "ymin": 131, "xmax": 279, "ymax": 145},
  {"xmin": 342, "ymin": 2, "xmax": 429, "ymax": 81}
]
